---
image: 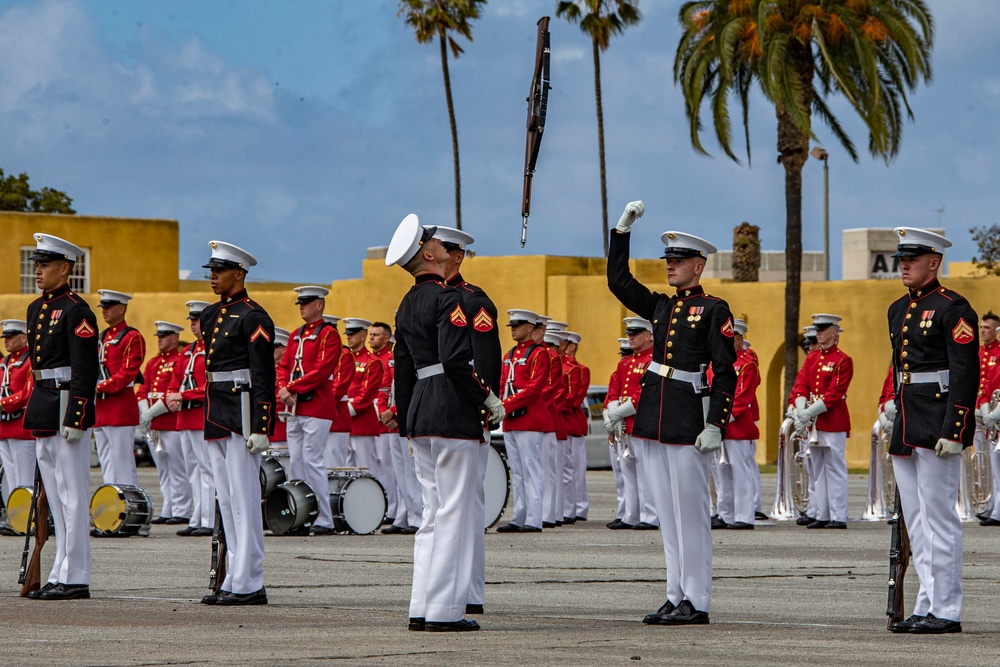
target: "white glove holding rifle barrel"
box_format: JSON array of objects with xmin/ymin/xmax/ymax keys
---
[{"xmin": 615, "ymin": 201, "xmax": 645, "ymax": 233}]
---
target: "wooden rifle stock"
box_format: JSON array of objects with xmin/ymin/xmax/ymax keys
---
[
  {"xmin": 209, "ymin": 498, "xmax": 227, "ymax": 593},
  {"xmin": 886, "ymin": 488, "xmax": 910, "ymax": 628},
  {"xmin": 18, "ymin": 467, "xmax": 49, "ymax": 596}
]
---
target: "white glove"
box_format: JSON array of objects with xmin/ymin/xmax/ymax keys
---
[
  {"xmin": 693, "ymin": 424, "xmax": 723, "ymax": 454},
  {"xmin": 140, "ymin": 399, "xmax": 170, "ymax": 430},
  {"xmin": 882, "ymin": 401, "xmax": 896, "ymax": 423},
  {"xmin": 785, "ymin": 404, "xmax": 797, "ymax": 420},
  {"xmin": 606, "ymin": 399, "xmax": 636, "ymax": 423},
  {"xmin": 615, "ymin": 200, "xmax": 644, "ymax": 233},
  {"xmin": 794, "ymin": 399, "xmax": 827, "ymax": 431},
  {"xmin": 934, "ymin": 438, "xmax": 962, "ymax": 458},
  {"xmin": 484, "ymin": 391, "xmax": 506, "ymax": 425},
  {"xmin": 60, "ymin": 426, "xmax": 86, "ymax": 442},
  {"xmin": 877, "ymin": 410, "xmax": 892, "ymax": 432},
  {"xmin": 984, "ymin": 405, "xmax": 1000, "ymax": 432},
  {"xmin": 604, "ymin": 400, "xmax": 621, "ymax": 429},
  {"xmin": 602, "ymin": 408, "xmax": 615, "ymax": 434},
  {"xmin": 978, "ymin": 403, "xmax": 992, "ymax": 427},
  {"xmin": 348, "ymin": 400, "xmax": 357, "ymax": 418},
  {"xmin": 247, "ymin": 433, "xmax": 270, "ymax": 454},
  {"xmin": 137, "ymin": 399, "xmax": 149, "ymax": 413},
  {"xmin": 794, "ymin": 396, "xmax": 807, "ymax": 411}
]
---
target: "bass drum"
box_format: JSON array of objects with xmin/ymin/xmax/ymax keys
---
[
  {"xmin": 259, "ymin": 455, "xmax": 289, "ymax": 499},
  {"xmin": 484, "ymin": 444, "xmax": 511, "ymax": 530},
  {"xmin": 329, "ymin": 470, "xmax": 386, "ymax": 535},
  {"xmin": 265, "ymin": 479, "xmax": 318, "ymax": 535},
  {"xmin": 90, "ymin": 484, "xmax": 154, "ymax": 536}
]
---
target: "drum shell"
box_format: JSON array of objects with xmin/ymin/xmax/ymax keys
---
[
  {"xmin": 90, "ymin": 484, "xmax": 154, "ymax": 536},
  {"xmin": 328, "ymin": 471, "xmax": 386, "ymax": 535},
  {"xmin": 259, "ymin": 455, "xmax": 289, "ymax": 499},
  {"xmin": 484, "ymin": 444, "xmax": 511, "ymax": 530},
  {"xmin": 265, "ymin": 479, "xmax": 318, "ymax": 535}
]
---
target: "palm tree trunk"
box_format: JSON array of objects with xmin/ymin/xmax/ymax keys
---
[
  {"xmin": 439, "ymin": 32, "xmax": 462, "ymax": 230},
  {"xmin": 593, "ymin": 38, "xmax": 609, "ymax": 258}
]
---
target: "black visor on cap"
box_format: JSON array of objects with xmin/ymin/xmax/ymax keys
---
[
  {"xmin": 296, "ymin": 295, "xmax": 321, "ymax": 305},
  {"xmin": 29, "ymin": 249, "xmax": 69, "ymax": 262},
  {"xmin": 2, "ymin": 330, "xmax": 25, "ymax": 337},
  {"xmin": 202, "ymin": 257, "xmax": 244, "ymax": 270},
  {"xmin": 98, "ymin": 300, "xmax": 124, "ymax": 308},
  {"xmin": 344, "ymin": 327, "xmax": 365, "ymax": 335},
  {"xmin": 625, "ymin": 327, "xmax": 648, "ymax": 334},
  {"xmin": 892, "ymin": 243, "xmax": 940, "ymax": 258},
  {"xmin": 813, "ymin": 322, "xmax": 836, "ymax": 332},
  {"xmin": 441, "ymin": 241, "xmax": 463, "ymax": 252},
  {"xmin": 659, "ymin": 247, "xmax": 705, "ymax": 260},
  {"xmin": 419, "ymin": 226, "xmax": 437, "ymax": 247},
  {"xmin": 507, "ymin": 319, "xmax": 529, "ymax": 327}
]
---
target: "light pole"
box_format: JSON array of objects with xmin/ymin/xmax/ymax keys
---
[{"xmin": 811, "ymin": 146, "xmax": 830, "ymax": 281}]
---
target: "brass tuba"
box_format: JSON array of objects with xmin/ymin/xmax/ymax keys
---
[
  {"xmin": 856, "ymin": 419, "xmax": 895, "ymax": 521},
  {"xmin": 771, "ymin": 417, "xmax": 811, "ymax": 520}
]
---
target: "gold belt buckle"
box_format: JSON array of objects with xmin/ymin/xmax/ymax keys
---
[{"xmin": 900, "ymin": 372, "xmax": 911, "ymax": 384}]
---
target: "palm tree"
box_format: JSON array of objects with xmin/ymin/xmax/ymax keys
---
[
  {"xmin": 556, "ymin": 0, "xmax": 642, "ymax": 257},
  {"xmin": 398, "ymin": 0, "xmax": 487, "ymax": 231},
  {"xmin": 674, "ymin": 0, "xmax": 933, "ymax": 402}
]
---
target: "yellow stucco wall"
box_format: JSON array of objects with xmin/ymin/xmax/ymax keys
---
[{"xmin": 1, "ymin": 212, "xmax": 179, "ymax": 293}]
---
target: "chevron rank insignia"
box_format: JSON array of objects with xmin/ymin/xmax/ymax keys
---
[
  {"xmin": 74, "ymin": 320, "xmax": 95, "ymax": 338},
  {"xmin": 720, "ymin": 318, "xmax": 734, "ymax": 338},
  {"xmin": 250, "ymin": 325, "xmax": 271, "ymax": 343},
  {"xmin": 952, "ymin": 319, "xmax": 974, "ymax": 344},
  {"xmin": 450, "ymin": 305, "xmax": 468, "ymax": 327},
  {"xmin": 473, "ymin": 308, "xmax": 494, "ymax": 332}
]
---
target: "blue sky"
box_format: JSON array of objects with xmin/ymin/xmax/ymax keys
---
[{"xmin": 1, "ymin": 0, "xmax": 998, "ymax": 281}]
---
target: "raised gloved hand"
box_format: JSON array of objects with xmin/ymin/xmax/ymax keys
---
[
  {"xmin": 615, "ymin": 200, "xmax": 644, "ymax": 233},
  {"xmin": 694, "ymin": 424, "xmax": 723, "ymax": 454},
  {"xmin": 606, "ymin": 399, "xmax": 636, "ymax": 424},
  {"xmin": 484, "ymin": 391, "xmax": 506, "ymax": 426},
  {"xmin": 140, "ymin": 399, "xmax": 170, "ymax": 430},
  {"xmin": 794, "ymin": 399, "xmax": 827, "ymax": 432},
  {"xmin": 984, "ymin": 404, "xmax": 1000, "ymax": 432},
  {"xmin": 603, "ymin": 400, "xmax": 620, "ymax": 432},
  {"xmin": 247, "ymin": 433, "xmax": 270, "ymax": 454},
  {"xmin": 61, "ymin": 426, "xmax": 86, "ymax": 442},
  {"xmin": 934, "ymin": 438, "xmax": 963, "ymax": 458}
]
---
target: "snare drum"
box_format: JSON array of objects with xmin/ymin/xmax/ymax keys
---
[
  {"xmin": 264, "ymin": 479, "xmax": 318, "ymax": 535},
  {"xmin": 7, "ymin": 485, "xmax": 34, "ymax": 535},
  {"xmin": 329, "ymin": 470, "xmax": 386, "ymax": 535},
  {"xmin": 90, "ymin": 484, "xmax": 155, "ymax": 536},
  {"xmin": 259, "ymin": 455, "xmax": 289, "ymax": 499},
  {"xmin": 484, "ymin": 444, "xmax": 511, "ymax": 530}
]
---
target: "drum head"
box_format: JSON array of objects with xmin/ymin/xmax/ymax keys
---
[
  {"xmin": 7, "ymin": 486, "xmax": 33, "ymax": 535},
  {"xmin": 91, "ymin": 485, "xmax": 128, "ymax": 533},
  {"xmin": 265, "ymin": 480, "xmax": 318, "ymax": 535},
  {"xmin": 333, "ymin": 476, "xmax": 386, "ymax": 535},
  {"xmin": 484, "ymin": 445, "xmax": 511, "ymax": 530}
]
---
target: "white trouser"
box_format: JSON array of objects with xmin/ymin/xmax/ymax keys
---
[
  {"xmin": 752, "ymin": 441, "xmax": 763, "ymax": 512},
  {"xmin": 376, "ymin": 433, "xmax": 398, "ymax": 520},
  {"xmin": 349, "ymin": 435, "xmax": 377, "ymax": 472},
  {"xmin": 287, "ymin": 416, "xmax": 335, "ymax": 529},
  {"xmin": 156, "ymin": 431, "xmax": 191, "ymax": 519},
  {"xmin": 409, "ymin": 436, "xmax": 479, "ymax": 622},
  {"xmin": 469, "ymin": 440, "xmax": 489, "ymax": 606},
  {"xmin": 36, "ymin": 433, "xmax": 92, "ymax": 586},
  {"xmin": 892, "ymin": 448, "xmax": 963, "ymax": 622},
  {"xmin": 93, "ymin": 425, "xmax": 139, "ymax": 486},
  {"xmin": 805, "ymin": 441, "xmax": 818, "ymax": 519},
  {"xmin": 207, "ymin": 433, "xmax": 264, "ymax": 595},
  {"xmin": 390, "ymin": 433, "xmax": 422, "ymax": 528},
  {"xmin": 0, "ymin": 438, "xmax": 35, "ymax": 504},
  {"xmin": 148, "ymin": 434, "xmax": 172, "ymax": 518},
  {"xmin": 326, "ymin": 431, "xmax": 349, "ymax": 469},
  {"xmin": 715, "ymin": 440, "xmax": 756, "ymax": 525},
  {"xmin": 571, "ymin": 435, "xmax": 589, "ymax": 519},
  {"xmin": 180, "ymin": 429, "xmax": 215, "ymax": 529},
  {"xmin": 618, "ymin": 437, "xmax": 640, "ymax": 525},
  {"xmin": 631, "ymin": 435, "xmax": 658, "ymax": 526},
  {"xmin": 503, "ymin": 430, "xmax": 544, "ymax": 529},
  {"xmin": 989, "ymin": 446, "xmax": 1000, "ymax": 521},
  {"xmin": 560, "ymin": 437, "xmax": 575, "ymax": 520},
  {"xmin": 810, "ymin": 431, "xmax": 848, "ymax": 522},
  {"xmin": 609, "ymin": 443, "xmax": 626, "ymax": 520},
  {"xmin": 543, "ymin": 435, "xmax": 564, "ymax": 524},
  {"xmin": 636, "ymin": 438, "xmax": 712, "ymax": 613}
]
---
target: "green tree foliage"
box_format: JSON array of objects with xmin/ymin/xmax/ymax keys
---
[
  {"xmin": 556, "ymin": 0, "xmax": 641, "ymax": 258},
  {"xmin": 0, "ymin": 169, "xmax": 75, "ymax": 214},
  {"xmin": 674, "ymin": 0, "xmax": 933, "ymax": 402},
  {"xmin": 970, "ymin": 224, "xmax": 1000, "ymax": 277}
]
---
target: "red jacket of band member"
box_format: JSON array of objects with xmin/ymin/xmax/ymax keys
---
[
  {"xmin": 978, "ymin": 338, "xmax": 1000, "ymax": 407},
  {"xmin": 168, "ymin": 339, "xmax": 206, "ymax": 432},
  {"xmin": 607, "ymin": 346, "xmax": 652, "ymax": 435},
  {"xmin": 371, "ymin": 345, "xmax": 397, "ymax": 434},
  {"xmin": 561, "ymin": 357, "xmax": 589, "ymax": 437},
  {"xmin": 271, "ymin": 380, "xmax": 287, "ymax": 442},
  {"xmin": 0, "ymin": 347, "xmax": 34, "ymax": 440},
  {"xmin": 878, "ymin": 365, "xmax": 895, "ymax": 409},
  {"xmin": 725, "ymin": 348, "xmax": 760, "ymax": 441},
  {"xmin": 347, "ymin": 347, "xmax": 384, "ymax": 436},
  {"xmin": 502, "ymin": 340, "xmax": 552, "ymax": 433},
  {"xmin": 544, "ymin": 347, "xmax": 568, "ymax": 439},
  {"xmin": 95, "ymin": 323, "xmax": 145, "ymax": 427},
  {"xmin": 329, "ymin": 348, "xmax": 354, "ymax": 434},
  {"xmin": 790, "ymin": 344, "xmax": 853, "ymax": 435},
  {"xmin": 276, "ymin": 320, "xmax": 342, "ymax": 420},
  {"xmin": 136, "ymin": 348, "xmax": 183, "ymax": 432}
]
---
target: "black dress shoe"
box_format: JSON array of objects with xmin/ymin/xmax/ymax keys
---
[
  {"xmin": 562, "ymin": 517, "xmax": 576, "ymax": 524},
  {"xmin": 496, "ymin": 523, "xmax": 521, "ymax": 533},
  {"xmin": 575, "ymin": 516, "xmax": 587, "ymax": 522},
  {"xmin": 642, "ymin": 600, "xmax": 676, "ymax": 624},
  {"xmin": 608, "ymin": 520, "xmax": 634, "ymax": 530},
  {"xmin": 0, "ymin": 524, "xmax": 19, "ymax": 537},
  {"xmin": 466, "ymin": 603, "xmax": 484, "ymax": 614},
  {"xmin": 382, "ymin": 516, "xmax": 396, "ymax": 526},
  {"xmin": 39, "ymin": 583, "xmax": 90, "ymax": 600},
  {"xmin": 980, "ymin": 517, "xmax": 1000, "ymax": 526},
  {"xmin": 274, "ymin": 525, "xmax": 310, "ymax": 537},
  {"xmin": 909, "ymin": 614, "xmax": 961, "ymax": 634},
  {"xmin": 191, "ymin": 527, "xmax": 215, "ymax": 536},
  {"xmin": 606, "ymin": 518, "xmax": 624, "ymax": 529},
  {"xmin": 825, "ymin": 521, "xmax": 847, "ymax": 529},
  {"xmin": 214, "ymin": 588, "xmax": 268, "ymax": 605},
  {"xmin": 176, "ymin": 526, "xmax": 198, "ymax": 536},
  {"xmin": 728, "ymin": 522, "xmax": 754, "ymax": 530},
  {"xmin": 150, "ymin": 516, "xmax": 170, "ymax": 525},
  {"xmin": 634, "ymin": 522, "xmax": 658, "ymax": 530},
  {"xmin": 796, "ymin": 514, "xmax": 815, "ymax": 526},
  {"xmin": 651, "ymin": 600, "xmax": 708, "ymax": 625},
  {"xmin": 165, "ymin": 517, "xmax": 190, "ymax": 525},
  {"xmin": 408, "ymin": 617, "xmax": 425, "ymax": 631},
  {"xmin": 542, "ymin": 521, "xmax": 556, "ymax": 528},
  {"xmin": 310, "ymin": 526, "xmax": 336, "ymax": 536},
  {"xmin": 755, "ymin": 511, "xmax": 768, "ymax": 521},
  {"xmin": 26, "ymin": 582, "xmax": 58, "ymax": 600},
  {"xmin": 711, "ymin": 517, "xmax": 727, "ymax": 530},
  {"xmin": 90, "ymin": 528, "xmax": 102, "ymax": 538},
  {"xmin": 401, "ymin": 526, "xmax": 419, "ymax": 534},
  {"xmin": 518, "ymin": 525, "xmax": 542, "ymax": 532},
  {"xmin": 200, "ymin": 590, "xmax": 231, "ymax": 605},
  {"xmin": 425, "ymin": 619, "xmax": 480, "ymax": 632},
  {"xmin": 381, "ymin": 525, "xmax": 404, "ymax": 534},
  {"xmin": 806, "ymin": 520, "xmax": 830, "ymax": 529},
  {"xmin": 888, "ymin": 614, "xmax": 926, "ymax": 633}
]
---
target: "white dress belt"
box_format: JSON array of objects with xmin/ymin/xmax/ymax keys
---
[
  {"xmin": 897, "ymin": 370, "xmax": 949, "ymax": 391},
  {"xmin": 206, "ymin": 369, "xmax": 252, "ymax": 384},
  {"xmin": 646, "ymin": 361, "xmax": 705, "ymax": 392},
  {"xmin": 416, "ymin": 363, "xmax": 444, "ymax": 380},
  {"xmin": 33, "ymin": 366, "xmax": 72, "ymax": 381}
]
